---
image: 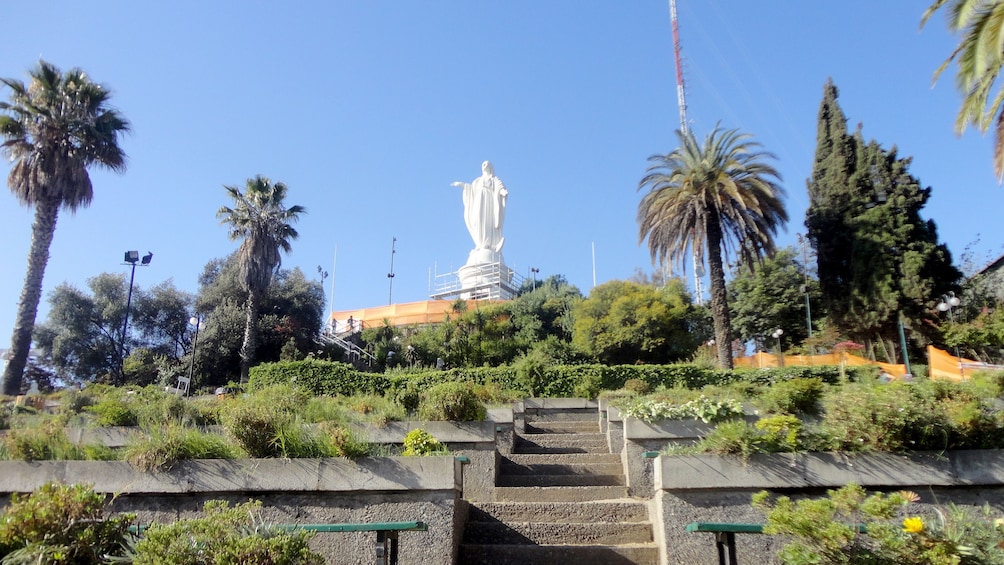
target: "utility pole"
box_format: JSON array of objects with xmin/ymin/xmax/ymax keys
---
[{"xmin": 387, "ymin": 237, "xmax": 397, "ymax": 305}]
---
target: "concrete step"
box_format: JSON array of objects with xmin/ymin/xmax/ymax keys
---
[
  {"xmin": 494, "ymin": 485, "xmax": 630, "ymax": 503},
  {"xmin": 498, "ymin": 473, "xmax": 625, "ymax": 487},
  {"xmin": 527, "ymin": 420, "xmax": 601, "ymax": 434},
  {"xmin": 504, "ymin": 453, "xmax": 622, "ymax": 466},
  {"xmin": 457, "ymin": 543, "xmax": 659, "ymax": 565},
  {"xmin": 500, "ymin": 461, "xmax": 623, "ymax": 477},
  {"xmin": 469, "ymin": 501, "xmax": 650, "ymax": 524},
  {"xmin": 525, "ymin": 409, "xmax": 598, "ymax": 423},
  {"xmin": 515, "ymin": 434, "xmax": 610, "ymax": 454},
  {"xmin": 462, "ymin": 520, "xmax": 653, "ymax": 546}
]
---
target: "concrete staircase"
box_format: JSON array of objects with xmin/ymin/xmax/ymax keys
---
[{"xmin": 458, "ymin": 402, "xmax": 658, "ymax": 564}]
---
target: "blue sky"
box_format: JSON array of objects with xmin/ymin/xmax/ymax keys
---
[{"xmin": 1, "ymin": 1, "xmax": 1001, "ymax": 349}]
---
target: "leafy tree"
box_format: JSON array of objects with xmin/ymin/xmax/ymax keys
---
[
  {"xmin": 806, "ymin": 81, "xmax": 961, "ymax": 361},
  {"xmin": 638, "ymin": 125, "xmax": 788, "ymax": 368},
  {"xmin": 728, "ymin": 247, "xmax": 823, "ymax": 351},
  {"xmin": 922, "ymin": 0, "xmax": 1004, "ymax": 179},
  {"xmin": 191, "ymin": 257, "xmax": 324, "ymax": 387},
  {"xmin": 572, "ymin": 279, "xmax": 704, "ymax": 364},
  {"xmin": 0, "ymin": 60, "xmax": 130, "ymax": 395},
  {"xmin": 217, "ymin": 176, "xmax": 305, "ymax": 382},
  {"xmin": 33, "ymin": 274, "xmax": 192, "ymax": 384}
]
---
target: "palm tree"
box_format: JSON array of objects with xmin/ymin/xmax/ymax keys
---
[
  {"xmin": 638, "ymin": 126, "xmax": 787, "ymax": 368},
  {"xmin": 217, "ymin": 176, "xmax": 305, "ymax": 383},
  {"xmin": 922, "ymin": 0, "xmax": 1004, "ymax": 180},
  {"xmin": 0, "ymin": 60, "xmax": 130, "ymax": 395}
]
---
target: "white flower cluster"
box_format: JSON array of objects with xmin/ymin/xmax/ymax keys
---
[{"xmin": 621, "ymin": 395, "xmax": 743, "ymax": 424}]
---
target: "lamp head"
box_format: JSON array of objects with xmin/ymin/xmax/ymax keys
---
[
  {"xmin": 141, "ymin": 252, "xmax": 153, "ymax": 265},
  {"xmin": 124, "ymin": 250, "xmax": 139, "ymax": 264}
]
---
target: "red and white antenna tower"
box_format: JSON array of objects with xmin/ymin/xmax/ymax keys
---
[{"xmin": 669, "ymin": 0, "xmax": 705, "ymax": 303}]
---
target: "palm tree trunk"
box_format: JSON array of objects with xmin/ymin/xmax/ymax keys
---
[
  {"xmin": 705, "ymin": 220, "xmax": 734, "ymax": 369},
  {"xmin": 239, "ymin": 290, "xmax": 261, "ymax": 384},
  {"xmin": 2, "ymin": 200, "xmax": 60, "ymax": 395}
]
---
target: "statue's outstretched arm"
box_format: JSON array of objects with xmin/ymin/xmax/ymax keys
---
[{"xmin": 451, "ymin": 181, "xmax": 468, "ymax": 189}]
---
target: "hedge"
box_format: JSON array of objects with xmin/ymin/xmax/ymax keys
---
[{"xmin": 250, "ymin": 360, "xmax": 874, "ymax": 399}]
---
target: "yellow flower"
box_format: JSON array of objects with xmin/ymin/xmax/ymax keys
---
[{"xmin": 903, "ymin": 516, "xmax": 924, "ymax": 534}]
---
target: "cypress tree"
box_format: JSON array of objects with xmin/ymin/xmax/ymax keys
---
[{"xmin": 805, "ymin": 81, "xmax": 961, "ymax": 361}]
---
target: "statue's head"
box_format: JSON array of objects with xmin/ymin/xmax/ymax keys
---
[{"xmin": 482, "ymin": 160, "xmax": 494, "ymax": 176}]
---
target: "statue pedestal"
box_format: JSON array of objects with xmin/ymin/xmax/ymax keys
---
[{"xmin": 457, "ymin": 249, "xmax": 515, "ymax": 300}]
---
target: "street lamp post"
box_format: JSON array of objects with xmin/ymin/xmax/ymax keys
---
[
  {"xmin": 772, "ymin": 328, "xmax": 784, "ymax": 367},
  {"xmin": 937, "ymin": 292, "xmax": 964, "ymax": 378},
  {"xmin": 188, "ymin": 315, "xmax": 202, "ymax": 387},
  {"xmin": 530, "ymin": 267, "xmax": 539, "ymax": 291},
  {"xmin": 120, "ymin": 251, "xmax": 152, "ymax": 374}
]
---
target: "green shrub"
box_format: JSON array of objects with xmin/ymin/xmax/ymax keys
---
[
  {"xmin": 756, "ymin": 377, "xmax": 825, "ymax": 416},
  {"xmin": 417, "ymin": 382, "xmax": 487, "ymax": 421},
  {"xmin": 248, "ymin": 359, "xmax": 390, "ymax": 396},
  {"xmin": 821, "ymin": 382, "xmax": 948, "ymax": 452},
  {"xmin": 754, "ymin": 414, "xmax": 802, "ymax": 452},
  {"xmin": 623, "ymin": 378, "xmax": 651, "ymax": 395},
  {"xmin": 220, "ymin": 401, "xmax": 284, "ymax": 458},
  {"xmin": 86, "ymin": 397, "xmax": 138, "ymax": 427},
  {"xmin": 694, "ymin": 420, "xmax": 763, "ymax": 460},
  {"xmin": 125, "ymin": 425, "xmax": 242, "ymax": 471},
  {"xmin": 621, "ymin": 394, "xmax": 743, "ymax": 423},
  {"xmin": 402, "ymin": 428, "xmax": 447, "ymax": 456},
  {"xmin": 318, "ymin": 422, "xmax": 371, "ymax": 457},
  {"xmin": 0, "ymin": 482, "xmax": 134, "ymax": 562},
  {"xmin": 129, "ymin": 500, "xmax": 323, "ymax": 565},
  {"xmin": 4, "ymin": 422, "xmax": 84, "ymax": 461},
  {"xmin": 752, "ymin": 484, "xmax": 1004, "ymax": 565}
]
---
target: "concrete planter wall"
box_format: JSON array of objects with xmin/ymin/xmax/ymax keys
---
[
  {"xmin": 0, "ymin": 457, "xmax": 463, "ymax": 565},
  {"xmin": 653, "ymin": 450, "xmax": 1004, "ymax": 565},
  {"xmin": 622, "ymin": 415, "xmax": 757, "ymax": 497},
  {"xmin": 349, "ymin": 420, "xmax": 499, "ymax": 501}
]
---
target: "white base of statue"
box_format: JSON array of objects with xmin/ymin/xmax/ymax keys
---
[{"xmin": 439, "ymin": 249, "xmax": 514, "ymax": 300}]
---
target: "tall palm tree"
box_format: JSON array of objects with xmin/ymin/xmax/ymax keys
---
[
  {"xmin": 638, "ymin": 126, "xmax": 787, "ymax": 368},
  {"xmin": 922, "ymin": 0, "xmax": 1004, "ymax": 180},
  {"xmin": 0, "ymin": 60, "xmax": 130, "ymax": 395},
  {"xmin": 217, "ymin": 176, "xmax": 304, "ymax": 383}
]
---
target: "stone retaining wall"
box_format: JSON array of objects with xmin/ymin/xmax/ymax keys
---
[
  {"xmin": 0, "ymin": 457, "xmax": 463, "ymax": 565},
  {"xmin": 653, "ymin": 450, "xmax": 1004, "ymax": 565}
]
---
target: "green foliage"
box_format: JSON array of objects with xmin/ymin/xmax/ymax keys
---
[
  {"xmin": 417, "ymin": 382, "xmax": 487, "ymax": 421},
  {"xmin": 752, "ymin": 484, "xmax": 1004, "ymax": 564},
  {"xmin": 822, "ymin": 382, "xmax": 947, "ymax": 452},
  {"xmin": 124, "ymin": 425, "xmax": 242, "ymax": 471},
  {"xmin": 621, "ymin": 395, "xmax": 744, "ymax": 423},
  {"xmin": 754, "ymin": 414, "xmax": 803, "ymax": 452},
  {"xmin": 623, "ymin": 378, "xmax": 651, "ymax": 395},
  {"xmin": 193, "ymin": 256, "xmax": 324, "ymax": 387},
  {"xmin": 805, "ymin": 80, "xmax": 961, "ymax": 354},
  {"xmin": 755, "ymin": 377, "xmax": 825, "ymax": 416},
  {"xmin": 0, "ymin": 482, "xmax": 134, "ymax": 563},
  {"xmin": 3, "ymin": 421, "xmax": 86, "ymax": 461},
  {"xmin": 694, "ymin": 420, "xmax": 764, "ymax": 460},
  {"xmin": 33, "ymin": 275, "xmax": 194, "ymax": 386},
  {"xmin": 402, "ymin": 429, "xmax": 447, "ymax": 456},
  {"xmin": 85, "ymin": 397, "xmax": 139, "ymax": 427},
  {"xmin": 571, "ymin": 279, "xmax": 703, "ymax": 364},
  {"xmin": 728, "ymin": 247, "xmax": 823, "ymax": 349},
  {"xmin": 301, "ymin": 394, "xmax": 405, "ymax": 426},
  {"xmin": 129, "ymin": 500, "xmax": 323, "ymax": 565},
  {"xmin": 248, "ymin": 359, "xmax": 390, "ymax": 396}
]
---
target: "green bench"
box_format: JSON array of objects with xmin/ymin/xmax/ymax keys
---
[
  {"xmin": 686, "ymin": 522, "xmax": 764, "ymax": 565},
  {"xmin": 131, "ymin": 520, "xmax": 428, "ymax": 565},
  {"xmin": 687, "ymin": 521, "xmax": 867, "ymax": 565}
]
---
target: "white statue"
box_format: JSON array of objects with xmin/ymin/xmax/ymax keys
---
[{"xmin": 451, "ymin": 160, "xmax": 508, "ymax": 253}]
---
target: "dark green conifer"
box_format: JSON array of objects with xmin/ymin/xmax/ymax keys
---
[{"xmin": 805, "ymin": 80, "xmax": 961, "ymax": 361}]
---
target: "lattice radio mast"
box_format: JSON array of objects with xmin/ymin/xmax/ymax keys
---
[{"xmin": 669, "ymin": 0, "xmax": 705, "ymax": 303}]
